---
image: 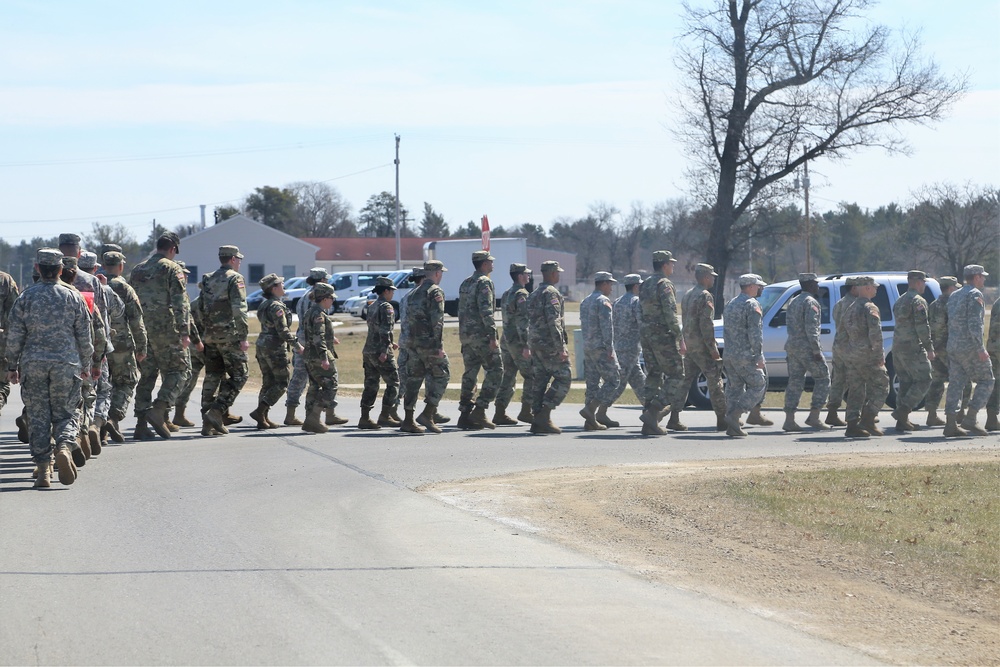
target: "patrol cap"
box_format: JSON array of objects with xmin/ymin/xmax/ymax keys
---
[
  {"xmin": 472, "ymin": 250, "xmax": 495, "ymax": 262},
  {"xmin": 312, "ymin": 282, "xmax": 336, "ymax": 300},
  {"xmin": 78, "ymin": 251, "xmax": 100, "ymax": 270},
  {"xmin": 623, "ymin": 273, "xmax": 642, "ymax": 286},
  {"xmin": 375, "ymin": 276, "xmax": 396, "ymax": 289},
  {"xmin": 157, "ymin": 231, "xmax": 181, "ymax": 250},
  {"xmin": 102, "ymin": 251, "xmax": 126, "ymax": 267},
  {"xmin": 61, "ymin": 256, "xmax": 78, "ymax": 269},
  {"xmin": 652, "ymin": 250, "xmax": 677, "ymax": 263},
  {"xmin": 175, "ymin": 259, "xmax": 190, "ymax": 274},
  {"xmin": 695, "ymin": 263, "xmax": 718, "ymax": 277},
  {"xmin": 798, "ymin": 272, "xmax": 818, "ymax": 282},
  {"xmin": 594, "ymin": 271, "xmax": 617, "ymax": 283},
  {"xmin": 36, "ymin": 248, "xmax": 63, "ymax": 266},
  {"xmin": 219, "ymin": 245, "xmax": 244, "ymax": 259},
  {"xmin": 855, "ymin": 275, "xmax": 879, "ymax": 287},
  {"xmin": 907, "ymin": 270, "xmax": 927, "ymax": 281},
  {"xmin": 509, "ymin": 262, "xmax": 529, "ymax": 275},
  {"xmin": 99, "ymin": 243, "xmax": 123, "ymax": 258},
  {"xmin": 308, "ymin": 267, "xmax": 329, "ymax": 281},
  {"xmin": 938, "ymin": 276, "xmax": 959, "ymax": 288},
  {"xmin": 541, "ymin": 260, "xmax": 564, "ymax": 273},
  {"xmin": 58, "ymin": 233, "xmax": 81, "ymax": 247},
  {"xmin": 259, "ymin": 273, "xmax": 283, "ymax": 290},
  {"xmin": 738, "ymin": 273, "xmax": 767, "ymax": 287},
  {"xmin": 423, "ymin": 259, "xmax": 447, "ymax": 272},
  {"xmin": 963, "ymin": 264, "xmax": 989, "ymax": 277},
  {"xmin": 410, "ymin": 266, "xmax": 426, "ymax": 278}
]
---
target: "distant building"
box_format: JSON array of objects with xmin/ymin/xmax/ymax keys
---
[
  {"xmin": 302, "ymin": 237, "xmax": 445, "ymax": 274},
  {"xmin": 176, "ymin": 215, "xmax": 320, "ymax": 297}
]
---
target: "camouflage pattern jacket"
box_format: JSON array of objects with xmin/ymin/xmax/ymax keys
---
[
  {"xmin": 404, "ymin": 281, "xmax": 446, "ymax": 353},
  {"xmin": 129, "ymin": 252, "xmax": 190, "ymax": 341},
  {"xmin": 6, "ymin": 279, "xmax": 93, "ymax": 368},
  {"xmin": 831, "ymin": 293, "xmax": 856, "ymax": 356},
  {"xmin": 580, "ymin": 289, "xmax": 614, "ymax": 353},
  {"xmin": 197, "ymin": 265, "xmax": 248, "ymax": 346},
  {"xmin": 302, "ymin": 301, "xmax": 336, "ymax": 363},
  {"xmin": 843, "ymin": 297, "xmax": 883, "ymax": 363},
  {"xmin": 892, "ymin": 289, "xmax": 933, "ymax": 354},
  {"xmin": 363, "ymin": 297, "xmax": 395, "ymax": 358},
  {"xmin": 257, "ymin": 297, "xmax": 296, "ymax": 351},
  {"xmin": 723, "ymin": 293, "xmax": 763, "ymax": 363},
  {"xmin": 0, "ymin": 271, "xmax": 20, "ymax": 360},
  {"xmin": 527, "ymin": 281, "xmax": 566, "ymax": 355},
  {"xmin": 612, "ymin": 292, "xmax": 642, "ymax": 359},
  {"xmin": 639, "ymin": 274, "xmax": 681, "ymax": 343},
  {"xmin": 928, "ymin": 292, "xmax": 951, "ymax": 355},
  {"xmin": 500, "ymin": 285, "xmax": 530, "ymax": 353},
  {"xmin": 108, "ymin": 275, "xmax": 148, "ymax": 355},
  {"xmin": 946, "ymin": 284, "xmax": 987, "ymax": 354},
  {"xmin": 784, "ymin": 291, "xmax": 823, "ymax": 357},
  {"xmin": 988, "ymin": 297, "xmax": 1000, "ymax": 356},
  {"xmin": 681, "ymin": 285, "xmax": 718, "ymax": 357},
  {"xmin": 458, "ymin": 271, "xmax": 497, "ymax": 344}
]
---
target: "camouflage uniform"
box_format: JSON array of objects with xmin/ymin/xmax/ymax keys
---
[
  {"xmin": 176, "ymin": 296, "xmax": 205, "ymax": 412},
  {"xmin": 784, "ymin": 290, "xmax": 830, "ymax": 410},
  {"xmin": 256, "ymin": 294, "xmax": 297, "ymax": 407},
  {"xmin": 608, "ymin": 282, "xmax": 645, "ymax": 403},
  {"xmin": 723, "ymin": 292, "xmax": 767, "ymax": 416},
  {"xmin": 396, "ymin": 278, "xmax": 418, "ymax": 408},
  {"xmin": 129, "ymin": 251, "xmax": 191, "ymax": 414},
  {"xmin": 105, "ymin": 270, "xmax": 146, "ymax": 422},
  {"xmin": 891, "ymin": 283, "xmax": 933, "ymax": 413},
  {"xmin": 925, "ymin": 284, "xmax": 970, "ymax": 416},
  {"xmin": 843, "ymin": 286, "xmax": 889, "ymax": 423},
  {"xmin": 681, "ymin": 277, "xmax": 725, "ymax": 421},
  {"xmin": 6, "ymin": 265, "xmax": 93, "ymax": 464},
  {"xmin": 945, "ymin": 280, "xmax": 994, "ymax": 416},
  {"xmin": 361, "ymin": 294, "xmax": 399, "ymax": 412},
  {"xmin": 301, "ymin": 300, "xmax": 339, "ymax": 412},
  {"xmin": 497, "ymin": 280, "xmax": 534, "ymax": 414},
  {"xmin": 580, "ymin": 285, "xmax": 620, "ymax": 407},
  {"xmin": 287, "ymin": 277, "xmax": 336, "ymax": 411},
  {"xmin": 987, "ymin": 297, "xmax": 1000, "ymax": 423},
  {"xmin": 639, "ymin": 271, "xmax": 686, "ymax": 414},
  {"xmin": 527, "ymin": 278, "xmax": 571, "ymax": 413},
  {"xmin": 197, "ymin": 258, "xmax": 249, "ymax": 414},
  {"xmin": 458, "ymin": 267, "xmax": 502, "ymax": 413},
  {"xmin": 402, "ymin": 278, "xmax": 450, "ymax": 411},
  {"xmin": 0, "ymin": 271, "xmax": 20, "ymax": 414},
  {"xmin": 93, "ymin": 281, "xmax": 124, "ymax": 422},
  {"xmin": 825, "ymin": 289, "xmax": 857, "ymax": 414}
]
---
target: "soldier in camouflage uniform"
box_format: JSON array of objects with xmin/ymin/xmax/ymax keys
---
[
  {"xmin": 0, "ymin": 268, "xmax": 19, "ymax": 418},
  {"xmin": 681, "ymin": 263, "xmax": 726, "ymax": 430},
  {"xmin": 300, "ymin": 282, "xmax": 339, "ymax": 433},
  {"xmin": 890, "ymin": 270, "xmax": 936, "ymax": 432},
  {"xmin": 7, "ymin": 248, "xmax": 93, "ymax": 487},
  {"xmin": 400, "ymin": 260, "xmax": 451, "ymax": 434},
  {"xmin": 102, "ymin": 251, "xmax": 147, "ymax": 442},
  {"xmin": 638, "ymin": 250, "xmax": 686, "ymax": 436},
  {"xmin": 250, "ymin": 274, "xmax": 303, "ymax": 430},
  {"xmin": 842, "ymin": 276, "xmax": 889, "ymax": 438},
  {"xmin": 174, "ymin": 287, "xmax": 205, "ymax": 428},
  {"xmin": 824, "ymin": 277, "xmax": 860, "ymax": 426},
  {"xmin": 579, "ymin": 271, "xmax": 621, "ymax": 431},
  {"xmin": 129, "ymin": 232, "xmax": 191, "ymax": 440},
  {"xmin": 607, "ymin": 274, "xmax": 645, "ymax": 411},
  {"xmin": 457, "ymin": 250, "xmax": 503, "ymax": 430},
  {"xmin": 79, "ymin": 250, "xmax": 124, "ymax": 447},
  {"xmin": 496, "ymin": 263, "xmax": 534, "ymax": 425},
  {"xmin": 723, "ymin": 274, "xmax": 768, "ymax": 437},
  {"xmin": 782, "ymin": 273, "xmax": 831, "ymax": 432},
  {"xmin": 358, "ymin": 276, "xmax": 399, "ymax": 430},
  {"xmin": 396, "ymin": 267, "xmax": 425, "ymax": 424},
  {"xmin": 197, "ymin": 245, "xmax": 249, "ymax": 436},
  {"xmin": 527, "ymin": 260, "xmax": 571, "ymax": 435},
  {"xmin": 925, "ymin": 276, "xmax": 969, "ymax": 426},
  {"xmin": 986, "ymin": 296, "xmax": 1000, "ymax": 431},
  {"xmin": 943, "ymin": 265, "xmax": 995, "ymax": 437}
]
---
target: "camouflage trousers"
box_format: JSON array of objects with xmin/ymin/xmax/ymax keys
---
[
  {"xmin": 21, "ymin": 360, "xmax": 82, "ymax": 464},
  {"xmin": 135, "ymin": 337, "xmax": 191, "ymax": 415},
  {"xmin": 892, "ymin": 348, "xmax": 931, "ymax": 412},
  {"xmin": 0, "ymin": 352, "xmax": 9, "ymax": 413},
  {"xmin": 926, "ymin": 352, "xmax": 970, "ymax": 412},
  {"xmin": 256, "ymin": 345, "xmax": 292, "ymax": 407},
  {"xmin": 496, "ymin": 343, "xmax": 534, "ymax": 411},
  {"xmin": 107, "ymin": 350, "xmax": 139, "ymax": 422},
  {"xmin": 844, "ymin": 357, "xmax": 889, "ymax": 422},
  {"xmin": 682, "ymin": 350, "xmax": 725, "ymax": 416},
  {"xmin": 826, "ymin": 352, "xmax": 849, "ymax": 410},
  {"xmin": 608, "ymin": 352, "xmax": 646, "ymax": 405},
  {"xmin": 641, "ymin": 337, "xmax": 687, "ymax": 412},
  {"xmin": 176, "ymin": 347, "xmax": 205, "ymax": 410},
  {"xmin": 285, "ymin": 342, "xmax": 308, "ymax": 408},
  {"xmin": 201, "ymin": 342, "xmax": 248, "ymax": 413},
  {"xmin": 460, "ymin": 341, "xmax": 503, "ymax": 411},
  {"xmin": 724, "ymin": 357, "xmax": 766, "ymax": 416},
  {"xmin": 362, "ymin": 353, "xmax": 399, "ymax": 410},
  {"xmin": 94, "ymin": 357, "xmax": 112, "ymax": 421},
  {"xmin": 784, "ymin": 350, "xmax": 830, "ymax": 411},
  {"xmin": 402, "ymin": 348, "xmax": 450, "ymax": 410},
  {"xmin": 989, "ymin": 353, "xmax": 999, "ymax": 413},
  {"xmin": 529, "ymin": 352, "xmax": 572, "ymax": 412},
  {"xmin": 945, "ymin": 350, "xmax": 995, "ymax": 415},
  {"xmin": 583, "ymin": 349, "xmax": 621, "ymax": 407},
  {"xmin": 305, "ymin": 356, "xmax": 338, "ymax": 412}
]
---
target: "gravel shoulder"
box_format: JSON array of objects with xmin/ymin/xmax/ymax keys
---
[{"xmin": 422, "ymin": 449, "xmax": 1000, "ymax": 666}]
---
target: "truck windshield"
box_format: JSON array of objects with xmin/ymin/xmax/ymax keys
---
[{"xmin": 756, "ymin": 285, "xmax": 785, "ymax": 316}]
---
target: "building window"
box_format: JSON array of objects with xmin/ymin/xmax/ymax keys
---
[
  {"xmin": 186, "ymin": 266, "xmax": 199, "ymax": 284},
  {"xmin": 248, "ymin": 264, "xmax": 265, "ymax": 284},
  {"xmin": 282, "ymin": 265, "xmax": 296, "ymax": 279}
]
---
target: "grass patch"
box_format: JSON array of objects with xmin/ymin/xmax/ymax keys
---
[{"xmin": 720, "ymin": 462, "xmax": 1000, "ymax": 585}]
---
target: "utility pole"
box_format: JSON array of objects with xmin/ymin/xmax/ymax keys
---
[
  {"xmin": 803, "ymin": 146, "xmax": 812, "ymax": 273},
  {"xmin": 394, "ymin": 134, "xmax": 401, "ymax": 270}
]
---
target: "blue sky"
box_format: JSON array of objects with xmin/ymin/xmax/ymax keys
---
[{"xmin": 0, "ymin": 0, "xmax": 996, "ymax": 244}]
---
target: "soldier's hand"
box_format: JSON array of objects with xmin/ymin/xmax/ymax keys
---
[
  {"xmin": 136, "ymin": 353, "xmax": 147, "ymax": 363},
  {"xmin": 559, "ymin": 348, "xmax": 569, "ymax": 362},
  {"xmin": 379, "ymin": 353, "xmax": 388, "ymax": 362},
  {"xmin": 321, "ymin": 359, "xmax": 330, "ymax": 370},
  {"xmin": 756, "ymin": 359, "xmax": 766, "ymax": 370},
  {"xmin": 979, "ymin": 349, "xmax": 990, "ymax": 362},
  {"xmin": 180, "ymin": 334, "xmax": 191, "ymax": 349},
  {"xmin": 489, "ymin": 338, "xmax": 498, "ymax": 351},
  {"xmin": 521, "ymin": 348, "xmax": 531, "ymax": 360},
  {"xmin": 877, "ymin": 358, "xmax": 885, "ymax": 367},
  {"xmin": 239, "ymin": 340, "xmax": 250, "ymax": 352},
  {"xmin": 679, "ymin": 339, "xmax": 687, "ymax": 355},
  {"xmin": 813, "ymin": 352, "xmax": 824, "ymax": 362},
  {"xmin": 7, "ymin": 370, "xmax": 18, "ymax": 385},
  {"xmin": 927, "ymin": 350, "xmax": 936, "ymax": 361},
  {"xmin": 295, "ymin": 344, "xmax": 304, "ymax": 355},
  {"xmin": 91, "ymin": 365, "xmax": 102, "ymax": 380},
  {"xmin": 333, "ymin": 337, "xmax": 341, "ymax": 345},
  {"xmin": 196, "ymin": 342, "xmax": 204, "ymax": 352},
  {"xmin": 435, "ymin": 348, "xmax": 445, "ymax": 358},
  {"xmin": 392, "ymin": 343, "xmax": 399, "ymax": 350}
]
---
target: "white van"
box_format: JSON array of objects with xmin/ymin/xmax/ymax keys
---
[{"xmin": 328, "ymin": 271, "xmax": 395, "ymax": 312}]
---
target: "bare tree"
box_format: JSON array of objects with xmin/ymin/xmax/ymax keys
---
[
  {"xmin": 904, "ymin": 183, "xmax": 999, "ymax": 278},
  {"xmin": 288, "ymin": 181, "xmax": 356, "ymax": 237},
  {"xmin": 675, "ymin": 0, "xmax": 966, "ymax": 303}
]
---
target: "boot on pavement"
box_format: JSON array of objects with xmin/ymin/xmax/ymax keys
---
[
  {"xmin": 33, "ymin": 461, "xmax": 52, "ymax": 488},
  {"xmin": 89, "ymin": 418, "xmax": 103, "ymax": 455},
  {"xmin": 249, "ymin": 402, "xmax": 270, "ymax": 430},
  {"xmin": 639, "ymin": 404, "xmax": 666, "ymax": 436},
  {"xmin": 325, "ymin": 408, "xmax": 349, "ymax": 426},
  {"xmin": 301, "ymin": 407, "xmax": 328, "ymax": 433},
  {"xmin": 388, "ymin": 406, "xmax": 402, "ymax": 424},
  {"xmin": 16, "ymin": 409, "xmax": 29, "ymax": 443},
  {"xmin": 746, "ymin": 405, "xmax": 773, "ymax": 426},
  {"xmin": 804, "ymin": 408, "xmax": 830, "ymax": 430},
  {"xmin": 665, "ymin": 410, "xmax": 687, "ymax": 431},
  {"xmin": 844, "ymin": 419, "xmax": 870, "ymax": 438},
  {"xmin": 943, "ymin": 413, "xmax": 968, "ymax": 437},
  {"xmin": 782, "ymin": 410, "xmax": 802, "ymax": 432},
  {"xmin": 399, "ymin": 408, "xmax": 425, "ymax": 434},
  {"xmin": 417, "ymin": 404, "xmax": 442, "ymax": 433},
  {"xmin": 456, "ymin": 408, "xmax": 479, "ymax": 431},
  {"xmin": 433, "ymin": 411, "xmax": 451, "ymax": 424},
  {"xmin": 146, "ymin": 400, "xmax": 173, "ymax": 439},
  {"xmin": 492, "ymin": 406, "xmax": 519, "ymax": 426},
  {"xmin": 377, "ymin": 406, "xmax": 401, "ymax": 428},
  {"xmin": 894, "ymin": 408, "xmax": 914, "ymax": 433},
  {"xmin": 55, "ymin": 446, "xmax": 76, "ymax": 486},
  {"xmin": 580, "ymin": 401, "xmax": 605, "ymax": 431},
  {"xmin": 715, "ymin": 411, "xmax": 728, "ymax": 431},
  {"xmin": 925, "ymin": 408, "xmax": 946, "ymax": 427},
  {"xmin": 357, "ymin": 407, "xmax": 381, "ymax": 430},
  {"xmin": 470, "ymin": 405, "xmax": 496, "ymax": 429},
  {"xmin": 824, "ymin": 407, "xmax": 847, "ymax": 427},
  {"xmin": 860, "ymin": 409, "xmax": 884, "ymax": 436},
  {"xmin": 133, "ymin": 414, "xmax": 155, "ymax": 441},
  {"xmin": 516, "ymin": 402, "xmax": 534, "ymax": 424},
  {"xmin": 261, "ymin": 406, "xmax": 280, "ymax": 429},
  {"xmin": 172, "ymin": 405, "xmax": 195, "ymax": 427},
  {"xmin": 726, "ymin": 412, "xmax": 748, "ymax": 438},
  {"xmin": 530, "ymin": 406, "xmax": 561, "ymax": 435},
  {"xmin": 284, "ymin": 406, "xmax": 303, "ymax": 426},
  {"xmin": 960, "ymin": 410, "xmax": 988, "ymax": 436},
  {"xmin": 986, "ymin": 409, "xmax": 1000, "ymax": 432},
  {"xmin": 595, "ymin": 404, "xmax": 620, "ymax": 428},
  {"xmin": 223, "ymin": 411, "xmax": 242, "ymax": 426},
  {"xmin": 105, "ymin": 418, "xmax": 125, "ymax": 443},
  {"xmin": 204, "ymin": 407, "xmax": 229, "ymax": 435}
]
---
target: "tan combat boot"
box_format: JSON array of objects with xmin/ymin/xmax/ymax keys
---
[
  {"xmin": 960, "ymin": 410, "xmax": 988, "ymax": 436},
  {"xmin": 261, "ymin": 406, "xmax": 280, "ymax": 429},
  {"xmin": 145, "ymin": 400, "xmax": 173, "ymax": 439},
  {"xmin": 284, "ymin": 406, "xmax": 303, "ymax": 426},
  {"xmin": 580, "ymin": 401, "xmax": 606, "ymax": 431},
  {"xmin": 943, "ymin": 413, "xmax": 967, "ymax": 438},
  {"xmin": 894, "ymin": 408, "xmax": 914, "ymax": 433},
  {"xmin": 844, "ymin": 419, "xmax": 870, "ymax": 438},
  {"xmin": 377, "ymin": 406, "xmax": 401, "ymax": 427},
  {"xmin": 860, "ymin": 409, "xmax": 884, "ymax": 436},
  {"xmin": 88, "ymin": 418, "xmax": 103, "ymax": 455},
  {"xmin": 33, "ymin": 461, "xmax": 52, "ymax": 488},
  {"xmin": 54, "ymin": 446, "xmax": 76, "ymax": 486},
  {"xmin": 357, "ymin": 407, "xmax": 381, "ymax": 430},
  {"xmin": 925, "ymin": 407, "xmax": 946, "ymax": 427},
  {"xmin": 824, "ymin": 407, "xmax": 847, "ymax": 427},
  {"xmin": 133, "ymin": 415, "xmax": 155, "ymax": 441},
  {"xmin": 433, "ymin": 410, "xmax": 451, "ymax": 424},
  {"xmin": 172, "ymin": 405, "xmax": 196, "ymax": 427},
  {"xmin": 416, "ymin": 404, "xmax": 443, "ymax": 433},
  {"xmin": 595, "ymin": 404, "xmax": 619, "ymax": 428},
  {"xmin": 492, "ymin": 405, "xmax": 519, "ymax": 426},
  {"xmin": 516, "ymin": 402, "xmax": 534, "ymax": 424},
  {"xmin": 204, "ymin": 407, "xmax": 229, "ymax": 434},
  {"xmin": 301, "ymin": 407, "xmax": 329, "ymax": 433},
  {"xmin": 746, "ymin": 405, "xmax": 773, "ymax": 426},
  {"xmin": 399, "ymin": 408, "xmax": 425, "ymax": 434},
  {"xmin": 223, "ymin": 411, "xmax": 242, "ymax": 426},
  {"xmin": 323, "ymin": 408, "xmax": 347, "ymax": 426},
  {"xmin": 640, "ymin": 404, "xmax": 666, "ymax": 436},
  {"xmin": 16, "ymin": 409, "xmax": 29, "ymax": 443},
  {"xmin": 804, "ymin": 408, "xmax": 830, "ymax": 430},
  {"xmin": 782, "ymin": 410, "xmax": 802, "ymax": 432},
  {"xmin": 715, "ymin": 410, "xmax": 728, "ymax": 431},
  {"xmin": 665, "ymin": 410, "xmax": 687, "ymax": 431},
  {"xmin": 249, "ymin": 402, "xmax": 270, "ymax": 430},
  {"xmin": 726, "ymin": 412, "xmax": 748, "ymax": 438},
  {"xmin": 985, "ymin": 409, "xmax": 1000, "ymax": 432},
  {"xmin": 530, "ymin": 406, "xmax": 561, "ymax": 434}
]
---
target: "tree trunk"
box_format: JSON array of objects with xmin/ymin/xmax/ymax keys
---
[{"xmin": 706, "ymin": 206, "xmax": 735, "ymax": 313}]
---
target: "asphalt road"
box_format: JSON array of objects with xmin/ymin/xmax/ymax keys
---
[{"xmin": 2, "ymin": 391, "xmax": 995, "ymax": 665}]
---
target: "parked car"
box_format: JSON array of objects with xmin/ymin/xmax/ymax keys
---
[
  {"xmin": 347, "ymin": 270, "xmax": 416, "ymax": 321},
  {"xmin": 277, "ymin": 276, "xmax": 310, "ymax": 311},
  {"xmin": 687, "ymin": 272, "xmax": 942, "ymax": 410},
  {"xmin": 328, "ymin": 271, "xmax": 398, "ymax": 312},
  {"xmin": 246, "ymin": 276, "xmax": 306, "ymax": 311}
]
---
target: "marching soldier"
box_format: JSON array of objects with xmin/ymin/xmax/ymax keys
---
[
  {"xmin": 0, "ymin": 267, "xmax": 19, "ymax": 419},
  {"xmin": 102, "ymin": 251, "xmax": 148, "ymax": 442},
  {"xmin": 527, "ymin": 260, "xmax": 571, "ymax": 434},
  {"xmin": 782, "ymin": 273, "xmax": 831, "ymax": 431},
  {"xmin": 300, "ymin": 283, "xmax": 339, "ymax": 433},
  {"xmin": 457, "ymin": 250, "xmax": 503, "ymax": 430},
  {"xmin": 681, "ymin": 263, "xmax": 726, "ymax": 430},
  {"xmin": 723, "ymin": 274, "xmax": 768, "ymax": 437},
  {"xmin": 579, "ymin": 272, "xmax": 621, "ymax": 430},
  {"xmin": 825, "ymin": 277, "xmax": 860, "ymax": 426},
  {"xmin": 607, "ymin": 274, "xmax": 645, "ymax": 413},
  {"xmin": 925, "ymin": 276, "xmax": 969, "ymax": 426},
  {"xmin": 495, "ymin": 263, "xmax": 534, "ymax": 425},
  {"xmin": 843, "ymin": 276, "xmax": 889, "ymax": 438},
  {"xmin": 986, "ymin": 296, "xmax": 1000, "ymax": 431},
  {"xmin": 250, "ymin": 274, "xmax": 302, "ymax": 430},
  {"xmin": 638, "ymin": 250, "xmax": 686, "ymax": 435},
  {"xmin": 359, "ymin": 276, "xmax": 399, "ymax": 430},
  {"xmin": 943, "ymin": 265, "xmax": 994, "ymax": 436},
  {"xmin": 399, "ymin": 260, "xmax": 450, "ymax": 434},
  {"xmin": 891, "ymin": 270, "xmax": 935, "ymax": 432}
]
